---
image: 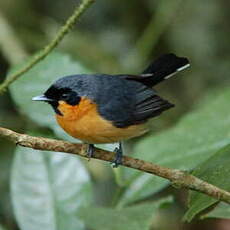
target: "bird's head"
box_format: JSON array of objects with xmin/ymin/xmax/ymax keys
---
[{"xmin": 32, "ymin": 76, "xmax": 81, "ymax": 115}]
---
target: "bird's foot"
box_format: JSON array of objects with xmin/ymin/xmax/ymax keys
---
[
  {"xmin": 111, "ymin": 143, "xmax": 123, "ymax": 168},
  {"xmin": 87, "ymin": 144, "xmax": 95, "ymax": 159}
]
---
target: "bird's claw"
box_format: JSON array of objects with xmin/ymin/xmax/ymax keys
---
[
  {"xmin": 87, "ymin": 144, "xmax": 95, "ymax": 160},
  {"xmin": 111, "ymin": 144, "xmax": 123, "ymax": 168}
]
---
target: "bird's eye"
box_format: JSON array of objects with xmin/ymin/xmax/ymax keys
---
[
  {"xmin": 61, "ymin": 93, "xmax": 69, "ymax": 100},
  {"xmin": 60, "ymin": 91, "xmax": 80, "ymax": 106}
]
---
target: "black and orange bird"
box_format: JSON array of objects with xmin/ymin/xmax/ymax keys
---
[{"xmin": 33, "ymin": 54, "xmax": 189, "ymax": 167}]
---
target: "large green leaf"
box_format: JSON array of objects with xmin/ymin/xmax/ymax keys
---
[
  {"xmin": 0, "ymin": 224, "xmax": 7, "ymax": 230},
  {"xmin": 11, "ymin": 147, "xmax": 92, "ymax": 230},
  {"xmin": 79, "ymin": 197, "xmax": 172, "ymax": 230},
  {"xmin": 119, "ymin": 88, "xmax": 230, "ymax": 205},
  {"xmin": 203, "ymin": 203, "xmax": 230, "ymax": 219},
  {"xmin": 9, "ymin": 52, "xmax": 89, "ymax": 141},
  {"xmin": 183, "ymin": 144, "xmax": 230, "ymax": 222}
]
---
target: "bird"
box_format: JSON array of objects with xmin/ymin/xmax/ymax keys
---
[{"xmin": 32, "ymin": 53, "xmax": 190, "ymax": 167}]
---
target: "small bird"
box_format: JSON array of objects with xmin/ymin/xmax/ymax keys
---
[{"xmin": 33, "ymin": 53, "xmax": 189, "ymax": 167}]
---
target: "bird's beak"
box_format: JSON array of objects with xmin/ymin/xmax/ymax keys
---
[{"xmin": 32, "ymin": 95, "xmax": 53, "ymax": 102}]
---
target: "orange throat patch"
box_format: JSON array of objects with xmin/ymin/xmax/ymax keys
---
[{"xmin": 56, "ymin": 97, "xmax": 148, "ymax": 144}]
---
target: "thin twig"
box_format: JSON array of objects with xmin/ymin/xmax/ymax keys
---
[
  {"xmin": 0, "ymin": 126, "xmax": 230, "ymax": 204},
  {"xmin": 0, "ymin": 0, "xmax": 95, "ymax": 94}
]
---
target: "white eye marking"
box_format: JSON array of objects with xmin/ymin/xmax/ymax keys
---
[{"xmin": 62, "ymin": 93, "xmax": 69, "ymax": 99}]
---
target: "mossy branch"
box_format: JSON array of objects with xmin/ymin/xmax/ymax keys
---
[
  {"xmin": 0, "ymin": 0, "xmax": 95, "ymax": 94},
  {"xmin": 1, "ymin": 126, "xmax": 230, "ymax": 204}
]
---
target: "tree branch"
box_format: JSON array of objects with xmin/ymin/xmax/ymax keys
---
[
  {"xmin": 0, "ymin": 0, "xmax": 95, "ymax": 94},
  {"xmin": 0, "ymin": 126, "xmax": 230, "ymax": 204}
]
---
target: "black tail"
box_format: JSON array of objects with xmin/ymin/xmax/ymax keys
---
[{"xmin": 142, "ymin": 53, "xmax": 190, "ymax": 86}]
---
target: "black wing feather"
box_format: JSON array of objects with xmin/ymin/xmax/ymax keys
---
[
  {"xmin": 133, "ymin": 87, "xmax": 174, "ymax": 122},
  {"xmin": 113, "ymin": 84, "xmax": 174, "ymax": 128}
]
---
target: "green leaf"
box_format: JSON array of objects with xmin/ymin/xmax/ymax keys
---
[
  {"xmin": 79, "ymin": 197, "xmax": 172, "ymax": 230},
  {"xmin": 120, "ymin": 88, "xmax": 230, "ymax": 205},
  {"xmin": 203, "ymin": 203, "xmax": 230, "ymax": 219},
  {"xmin": 9, "ymin": 52, "xmax": 89, "ymax": 141},
  {"xmin": 0, "ymin": 224, "xmax": 7, "ymax": 230},
  {"xmin": 183, "ymin": 144, "xmax": 230, "ymax": 222},
  {"xmin": 11, "ymin": 147, "xmax": 92, "ymax": 230}
]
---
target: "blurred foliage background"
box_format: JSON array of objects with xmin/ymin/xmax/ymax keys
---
[{"xmin": 0, "ymin": 0, "xmax": 230, "ymax": 229}]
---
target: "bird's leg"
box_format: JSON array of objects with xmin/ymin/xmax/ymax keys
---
[
  {"xmin": 112, "ymin": 142, "xmax": 123, "ymax": 168},
  {"xmin": 87, "ymin": 144, "xmax": 95, "ymax": 159}
]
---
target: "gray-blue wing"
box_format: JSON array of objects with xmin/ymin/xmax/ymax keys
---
[{"xmin": 95, "ymin": 75, "xmax": 174, "ymax": 128}]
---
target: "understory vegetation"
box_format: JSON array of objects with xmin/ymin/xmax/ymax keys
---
[{"xmin": 0, "ymin": 0, "xmax": 230, "ymax": 229}]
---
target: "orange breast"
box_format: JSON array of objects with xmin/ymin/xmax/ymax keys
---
[{"xmin": 55, "ymin": 97, "xmax": 147, "ymax": 143}]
